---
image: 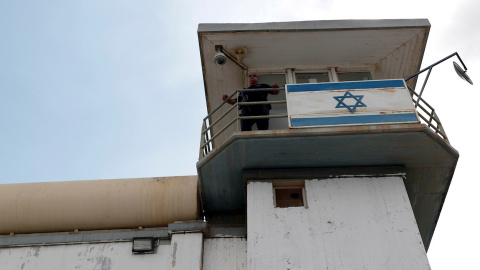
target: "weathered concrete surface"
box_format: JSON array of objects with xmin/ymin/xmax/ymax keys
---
[
  {"xmin": 0, "ymin": 241, "xmax": 171, "ymax": 270},
  {"xmin": 203, "ymin": 238, "xmax": 247, "ymax": 270},
  {"xmin": 247, "ymin": 178, "xmax": 431, "ymax": 270},
  {"xmin": 0, "ymin": 232, "xmax": 205, "ymax": 270},
  {"xmin": 0, "ymin": 227, "xmax": 169, "ymax": 247},
  {"xmin": 197, "ymin": 124, "xmax": 458, "ymax": 250},
  {"xmin": 170, "ymin": 233, "xmax": 203, "ymax": 270}
]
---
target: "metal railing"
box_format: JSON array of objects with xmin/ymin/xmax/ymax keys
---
[
  {"xmin": 199, "ymin": 85, "xmax": 450, "ymax": 159},
  {"xmin": 407, "ymin": 86, "xmax": 449, "ymax": 143},
  {"xmin": 199, "ymin": 88, "xmax": 287, "ymax": 158}
]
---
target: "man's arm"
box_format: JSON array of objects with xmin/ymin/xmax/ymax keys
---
[{"xmin": 271, "ymin": 83, "xmax": 280, "ymax": 95}]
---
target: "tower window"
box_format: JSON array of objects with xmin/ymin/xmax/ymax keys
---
[
  {"xmin": 337, "ymin": 72, "xmax": 372, "ymax": 82},
  {"xmin": 294, "ymin": 72, "xmax": 330, "ymax": 84},
  {"xmin": 273, "ymin": 181, "xmax": 306, "ymax": 208}
]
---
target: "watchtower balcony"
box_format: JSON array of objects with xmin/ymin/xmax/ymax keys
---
[{"xmin": 196, "ymin": 79, "xmax": 458, "ymax": 250}]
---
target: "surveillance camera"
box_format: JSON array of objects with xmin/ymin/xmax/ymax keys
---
[{"xmin": 214, "ymin": 51, "xmax": 227, "ymax": 65}]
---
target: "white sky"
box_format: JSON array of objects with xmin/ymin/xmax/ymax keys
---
[{"xmin": 1, "ymin": 0, "xmax": 479, "ymax": 268}]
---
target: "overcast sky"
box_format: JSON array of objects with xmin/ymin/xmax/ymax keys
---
[{"xmin": 1, "ymin": 0, "xmax": 479, "ymax": 268}]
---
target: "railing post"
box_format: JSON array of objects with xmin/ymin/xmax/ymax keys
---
[
  {"xmin": 205, "ymin": 119, "xmax": 211, "ymax": 154},
  {"xmin": 428, "ymin": 108, "xmax": 435, "ymax": 130},
  {"xmin": 415, "ymin": 67, "xmax": 432, "ymax": 108},
  {"xmin": 432, "ymin": 111, "xmax": 450, "ymax": 143},
  {"xmin": 236, "ymin": 89, "xmax": 240, "ymax": 132},
  {"xmin": 199, "ymin": 121, "xmax": 207, "ymax": 159},
  {"xmin": 407, "ymin": 85, "xmax": 450, "ymax": 144}
]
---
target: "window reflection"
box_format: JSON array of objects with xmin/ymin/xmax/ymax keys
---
[
  {"xmin": 338, "ymin": 72, "xmax": 372, "ymax": 82},
  {"xmin": 295, "ymin": 72, "xmax": 329, "ymax": 84}
]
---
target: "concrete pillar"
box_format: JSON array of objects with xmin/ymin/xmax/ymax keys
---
[{"xmin": 170, "ymin": 233, "xmax": 203, "ymax": 270}]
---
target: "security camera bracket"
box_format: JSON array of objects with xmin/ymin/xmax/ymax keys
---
[{"xmin": 214, "ymin": 45, "xmax": 248, "ymax": 70}]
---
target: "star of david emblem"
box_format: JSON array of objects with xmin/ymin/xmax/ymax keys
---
[{"xmin": 333, "ymin": 91, "xmax": 367, "ymax": 113}]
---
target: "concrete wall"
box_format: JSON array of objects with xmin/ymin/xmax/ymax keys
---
[
  {"xmin": 247, "ymin": 177, "xmax": 431, "ymax": 270},
  {"xmin": 170, "ymin": 233, "xmax": 203, "ymax": 270},
  {"xmin": 203, "ymin": 238, "xmax": 247, "ymax": 270},
  {"xmin": 0, "ymin": 233, "xmax": 204, "ymax": 270},
  {"xmin": 0, "ymin": 242, "xmax": 170, "ymax": 270}
]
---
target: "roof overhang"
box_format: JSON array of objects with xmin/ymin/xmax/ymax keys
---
[{"xmin": 198, "ymin": 19, "xmax": 430, "ymax": 114}]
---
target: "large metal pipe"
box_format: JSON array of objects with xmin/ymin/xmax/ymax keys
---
[{"xmin": 0, "ymin": 176, "xmax": 199, "ymax": 234}]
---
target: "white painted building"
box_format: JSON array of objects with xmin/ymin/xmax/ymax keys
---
[{"xmin": 0, "ymin": 19, "xmax": 457, "ymax": 270}]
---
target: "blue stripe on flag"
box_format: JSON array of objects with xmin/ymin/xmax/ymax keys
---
[
  {"xmin": 287, "ymin": 80, "xmax": 405, "ymax": 92},
  {"xmin": 290, "ymin": 113, "xmax": 418, "ymax": 127}
]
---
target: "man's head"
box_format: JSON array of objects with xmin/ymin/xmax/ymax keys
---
[{"xmin": 248, "ymin": 72, "xmax": 259, "ymax": 86}]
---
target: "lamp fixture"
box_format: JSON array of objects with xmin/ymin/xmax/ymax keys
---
[
  {"xmin": 453, "ymin": 61, "xmax": 473, "ymax": 85},
  {"xmin": 406, "ymin": 52, "xmax": 473, "ymax": 107},
  {"xmin": 132, "ymin": 237, "xmax": 157, "ymax": 254}
]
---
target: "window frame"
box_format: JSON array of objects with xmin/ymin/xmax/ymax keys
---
[
  {"xmin": 292, "ymin": 67, "xmax": 373, "ymax": 83},
  {"xmin": 272, "ymin": 180, "xmax": 307, "ymax": 208},
  {"xmin": 292, "ymin": 69, "xmax": 332, "ymax": 84}
]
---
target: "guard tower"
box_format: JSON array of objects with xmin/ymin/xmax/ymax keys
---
[
  {"xmin": 0, "ymin": 19, "xmax": 459, "ymax": 270},
  {"xmin": 197, "ymin": 19, "xmax": 458, "ymax": 269}
]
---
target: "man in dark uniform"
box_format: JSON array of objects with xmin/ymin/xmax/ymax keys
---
[{"xmin": 222, "ymin": 72, "xmax": 279, "ymax": 131}]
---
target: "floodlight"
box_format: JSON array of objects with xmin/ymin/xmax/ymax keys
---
[{"xmin": 132, "ymin": 237, "xmax": 156, "ymax": 254}]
